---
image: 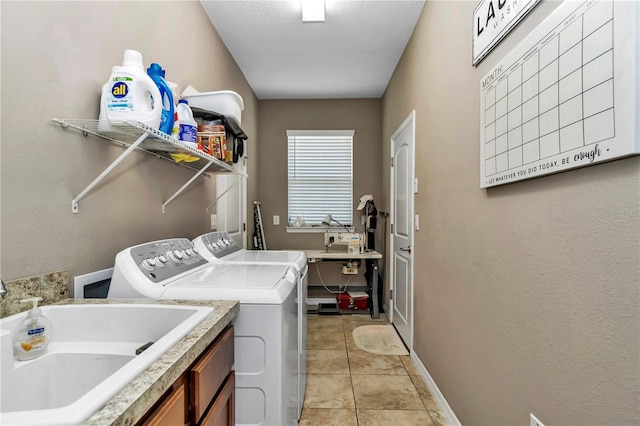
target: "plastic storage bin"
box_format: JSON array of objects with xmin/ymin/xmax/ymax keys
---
[
  {"xmin": 182, "ymin": 90, "xmax": 244, "ymax": 125},
  {"xmin": 336, "ymin": 293, "xmax": 368, "ymax": 310}
]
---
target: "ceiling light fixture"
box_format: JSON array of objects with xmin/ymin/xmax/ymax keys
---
[{"xmin": 301, "ymin": 0, "xmax": 325, "ymax": 23}]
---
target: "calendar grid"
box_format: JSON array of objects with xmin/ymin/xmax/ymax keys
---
[{"xmin": 482, "ymin": 0, "xmax": 615, "ymax": 178}]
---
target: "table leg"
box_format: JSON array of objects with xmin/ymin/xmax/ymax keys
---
[{"xmin": 371, "ymin": 263, "xmax": 379, "ymax": 319}]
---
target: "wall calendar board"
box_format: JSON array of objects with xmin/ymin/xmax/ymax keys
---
[{"xmin": 480, "ymin": 0, "xmax": 639, "ymax": 188}]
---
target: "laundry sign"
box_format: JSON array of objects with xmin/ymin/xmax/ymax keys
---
[{"xmin": 472, "ymin": 0, "xmax": 540, "ymax": 65}]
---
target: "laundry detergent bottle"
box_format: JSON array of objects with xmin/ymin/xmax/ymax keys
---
[
  {"xmin": 146, "ymin": 63, "xmax": 174, "ymax": 134},
  {"xmin": 172, "ymin": 99, "xmax": 198, "ymax": 147},
  {"xmin": 98, "ymin": 66, "xmax": 119, "ymax": 133},
  {"xmin": 100, "ymin": 50, "xmax": 162, "ymax": 129}
]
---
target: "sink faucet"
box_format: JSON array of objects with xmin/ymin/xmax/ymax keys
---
[{"xmin": 0, "ymin": 280, "xmax": 6, "ymax": 298}]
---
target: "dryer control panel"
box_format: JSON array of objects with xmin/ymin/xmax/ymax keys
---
[
  {"xmin": 199, "ymin": 231, "xmax": 242, "ymax": 259},
  {"xmin": 129, "ymin": 238, "xmax": 208, "ymax": 283}
]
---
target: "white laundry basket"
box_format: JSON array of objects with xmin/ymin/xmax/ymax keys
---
[{"xmin": 182, "ymin": 88, "xmax": 244, "ymax": 125}]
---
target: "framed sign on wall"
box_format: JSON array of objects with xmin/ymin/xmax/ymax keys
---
[
  {"xmin": 479, "ymin": 0, "xmax": 640, "ymax": 188},
  {"xmin": 473, "ymin": 0, "xmax": 540, "ymax": 66}
]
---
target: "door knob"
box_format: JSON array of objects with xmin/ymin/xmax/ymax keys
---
[{"xmin": 399, "ymin": 245, "xmax": 412, "ymax": 253}]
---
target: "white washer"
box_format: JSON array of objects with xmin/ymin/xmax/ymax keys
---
[
  {"xmin": 192, "ymin": 231, "xmax": 308, "ymax": 419},
  {"xmin": 108, "ymin": 238, "xmax": 299, "ymax": 426}
]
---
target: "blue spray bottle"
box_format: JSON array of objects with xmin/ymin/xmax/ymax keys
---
[{"xmin": 146, "ymin": 63, "xmax": 174, "ymax": 134}]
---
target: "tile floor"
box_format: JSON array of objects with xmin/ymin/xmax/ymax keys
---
[{"xmin": 301, "ymin": 311, "xmax": 449, "ymax": 426}]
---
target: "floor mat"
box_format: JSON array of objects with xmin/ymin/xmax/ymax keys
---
[{"xmin": 352, "ymin": 324, "xmax": 409, "ymax": 355}]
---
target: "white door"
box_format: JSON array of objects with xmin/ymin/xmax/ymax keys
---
[
  {"xmin": 390, "ymin": 111, "xmax": 415, "ymax": 349},
  {"xmin": 216, "ymin": 157, "xmax": 247, "ymax": 247}
]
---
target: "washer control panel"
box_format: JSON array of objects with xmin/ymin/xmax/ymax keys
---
[
  {"xmin": 200, "ymin": 231, "xmax": 242, "ymax": 259},
  {"xmin": 129, "ymin": 238, "xmax": 208, "ymax": 283}
]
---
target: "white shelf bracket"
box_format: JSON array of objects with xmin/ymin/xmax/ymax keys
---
[
  {"xmin": 71, "ymin": 131, "xmax": 149, "ymax": 213},
  {"xmin": 205, "ymin": 175, "xmax": 242, "ymax": 214},
  {"xmin": 162, "ymin": 160, "xmax": 214, "ymax": 213},
  {"xmin": 56, "ymin": 118, "xmax": 248, "ymax": 214}
]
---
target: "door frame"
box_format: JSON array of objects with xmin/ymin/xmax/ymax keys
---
[
  {"xmin": 216, "ymin": 156, "xmax": 248, "ymax": 248},
  {"xmin": 388, "ymin": 109, "xmax": 415, "ymax": 350}
]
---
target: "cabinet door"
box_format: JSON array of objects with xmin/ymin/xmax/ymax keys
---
[
  {"xmin": 199, "ymin": 372, "xmax": 235, "ymax": 426},
  {"xmin": 190, "ymin": 325, "xmax": 234, "ymax": 423},
  {"xmin": 143, "ymin": 382, "xmax": 187, "ymax": 426}
]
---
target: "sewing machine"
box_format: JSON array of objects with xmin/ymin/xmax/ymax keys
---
[{"xmin": 324, "ymin": 231, "xmax": 363, "ymax": 254}]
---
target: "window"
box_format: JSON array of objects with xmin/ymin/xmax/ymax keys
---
[{"xmin": 287, "ymin": 130, "xmax": 354, "ymax": 228}]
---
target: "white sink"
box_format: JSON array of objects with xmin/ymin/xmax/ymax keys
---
[{"xmin": 0, "ymin": 303, "xmax": 213, "ymax": 425}]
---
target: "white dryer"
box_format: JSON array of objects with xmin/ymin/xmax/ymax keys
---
[
  {"xmin": 192, "ymin": 231, "xmax": 308, "ymax": 419},
  {"xmin": 108, "ymin": 238, "xmax": 299, "ymax": 426},
  {"xmin": 193, "ymin": 232, "xmax": 307, "ymax": 271}
]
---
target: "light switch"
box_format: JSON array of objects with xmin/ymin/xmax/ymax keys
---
[
  {"xmin": 415, "ymin": 214, "xmax": 420, "ymax": 231},
  {"xmin": 273, "ymin": 215, "xmax": 280, "ymax": 225}
]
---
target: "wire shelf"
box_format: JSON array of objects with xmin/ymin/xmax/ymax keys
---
[
  {"xmin": 53, "ymin": 119, "xmax": 246, "ymax": 177},
  {"xmin": 53, "ymin": 118, "xmax": 247, "ymax": 213}
]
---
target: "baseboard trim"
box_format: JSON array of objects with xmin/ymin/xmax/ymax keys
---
[
  {"xmin": 385, "ymin": 301, "xmax": 460, "ymax": 424},
  {"xmin": 411, "ymin": 351, "xmax": 461, "ymax": 426}
]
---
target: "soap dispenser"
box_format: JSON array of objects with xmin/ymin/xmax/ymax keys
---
[{"xmin": 13, "ymin": 297, "xmax": 52, "ymax": 361}]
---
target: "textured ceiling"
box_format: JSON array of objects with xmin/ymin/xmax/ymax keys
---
[{"xmin": 199, "ymin": 0, "xmax": 426, "ymax": 99}]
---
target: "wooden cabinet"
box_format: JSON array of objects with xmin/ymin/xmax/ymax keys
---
[
  {"xmin": 190, "ymin": 325, "xmax": 234, "ymax": 425},
  {"xmin": 139, "ymin": 325, "xmax": 234, "ymax": 426},
  {"xmin": 143, "ymin": 380, "xmax": 188, "ymax": 426},
  {"xmin": 199, "ymin": 371, "xmax": 235, "ymax": 426}
]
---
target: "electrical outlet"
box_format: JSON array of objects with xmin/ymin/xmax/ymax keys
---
[
  {"xmin": 210, "ymin": 214, "xmax": 217, "ymax": 230},
  {"xmin": 273, "ymin": 215, "xmax": 280, "ymax": 225},
  {"xmin": 342, "ymin": 266, "xmax": 358, "ymax": 275},
  {"xmin": 530, "ymin": 414, "xmax": 544, "ymax": 426}
]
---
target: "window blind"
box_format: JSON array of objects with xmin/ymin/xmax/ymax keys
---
[{"xmin": 287, "ymin": 130, "xmax": 354, "ymax": 226}]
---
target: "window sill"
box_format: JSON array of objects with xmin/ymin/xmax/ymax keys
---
[{"xmin": 286, "ymin": 226, "xmax": 356, "ymax": 233}]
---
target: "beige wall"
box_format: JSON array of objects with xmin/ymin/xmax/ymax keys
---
[
  {"xmin": 257, "ymin": 99, "xmax": 383, "ymax": 287},
  {"xmin": 0, "ymin": 1, "xmax": 258, "ymax": 284},
  {"xmin": 383, "ymin": 1, "xmax": 639, "ymax": 425},
  {"xmin": 257, "ymin": 99, "xmax": 383, "ymax": 249}
]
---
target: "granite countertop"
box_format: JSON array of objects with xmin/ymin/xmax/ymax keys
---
[{"xmin": 50, "ymin": 298, "xmax": 239, "ymax": 426}]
